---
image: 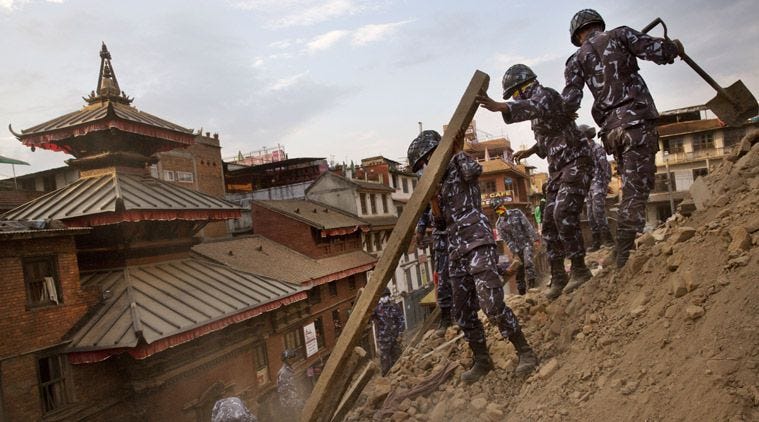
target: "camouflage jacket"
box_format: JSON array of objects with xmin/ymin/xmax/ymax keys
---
[
  {"xmin": 416, "ymin": 207, "xmax": 448, "ymax": 252},
  {"xmin": 563, "ymin": 26, "xmax": 679, "ymax": 132},
  {"xmin": 496, "ymin": 209, "xmax": 537, "ymax": 253},
  {"xmin": 372, "ymin": 296, "xmax": 405, "ymax": 349},
  {"xmin": 438, "ymin": 152, "xmax": 496, "ymax": 260},
  {"xmin": 590, "ymin": 141, "xmax": 612, "ymax": 184},
  {"xmin": 277, "ymin": 363, "xmax": 303, "ymax": 409},
  {"xmin": 502, "ymin": 82, "xmax": 591, "ymax": 174}
]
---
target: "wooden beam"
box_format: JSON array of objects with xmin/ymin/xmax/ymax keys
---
[
  {"xmin": 330, "ymin": 361, "xmax": 378, "ymax": 422},
  {"xmin": 299, "ymin": 70, "xmax": 490, "ymax": 422}
]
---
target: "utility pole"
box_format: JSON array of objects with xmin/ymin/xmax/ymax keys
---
[
  {"xmin": 664, "ymin": 151, "xmax": 675, "ymax": 216},
  {"xmin": 418, "ymin": 121, "xmax": 423, "ymax": 134}
]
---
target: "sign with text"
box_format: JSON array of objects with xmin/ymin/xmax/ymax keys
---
[{"xmin": 304, "ymin": 322, "xmax": 319, "ymax": 357}]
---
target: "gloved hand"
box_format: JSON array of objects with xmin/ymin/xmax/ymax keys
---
[
  {"xmin": 672, "ymin": 39, "xmax": 685, "ymax": 57},
  {"xmin": 415, "ymin": 231, "xmax": 426, "ymax": 246}
]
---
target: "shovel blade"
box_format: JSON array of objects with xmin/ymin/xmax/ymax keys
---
[{"xmin": 706, "ymin": 80, "xmax": 758, "ymax": 127}]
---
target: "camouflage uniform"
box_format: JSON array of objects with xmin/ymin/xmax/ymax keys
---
[
  {"xmin": 563, "ymin": 26, "xmax": 678, "ymax": 234},
  {"xmin": 277, "ymin": 362, "xmax": 303, "ymax": 420},
  {"xmin": 496, "ymin": 209, "xmax": 538, "ymax": 294},
  {"xmin": 417, "ymin": 208, "xmax": 451, "ymax": 310},
  {"xmin": 501, "ymin": 82, "xmax": 593, "ymax": 262},
  {"xmin": 372, "ymin": 295, "xmax": 405, "ymax": 375},
  {"xmin": 586, "ymin": 140, "xmax": 612, "ymax": 234},
  {"xmin": 211, "ymin": 397, "xmax": 256, "ymax": 422},
  {"xmin": 440, "ymin": 152, "xmax": 521, "ymax": 345}
]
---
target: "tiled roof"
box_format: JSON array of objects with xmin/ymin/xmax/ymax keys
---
[
  {"xmin": 361, "ymin": 215, "xmax": 398, "ymax": 228},
  {"xmin": 69, "ymin": 257, "xmax": 306, "ymax": 352},
  {"xmin": 1, "ymin": 172, "xmax": 239, "ymax": 223},
  {"xmin": 253, "ymin": 199, "xmax": 367, "ymax": 230},
  {"xmin": 192, "ymin": 235, "xmax": 377, "ymax": 285},
  {"xmin": 20, "ymin": 102, "xmax": 192, "ymax": 136}
]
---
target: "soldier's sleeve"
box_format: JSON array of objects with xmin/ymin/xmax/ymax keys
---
[
  {"xmin": 416, "ymin": 207, "xmax": 431, "ymax": 233},
  {"xmin": 619, "ymin": 26, "xmax": 679, "ymax": 64},
  {"xmin": 502, "ymin": 95, "xmax": 550, "ymax": 123},
  {"xmin": 394, "ymin": 304, "xmax": 405, "ymax": 333},
  {"xmin": 454, "ymin": 152, "xmax": 482, "ymax": 182},
  {"xmin": 561, "ymin": 52, "xmax": 584, "ymax": 113}
]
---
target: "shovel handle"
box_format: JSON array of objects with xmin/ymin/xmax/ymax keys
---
[{"xmin": 641, "ymin": 18, "xmax": 735, "ymax": 105}]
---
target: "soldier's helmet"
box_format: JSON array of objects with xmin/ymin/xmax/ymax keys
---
[
  {"xmin": 570, "ymin": 9, "xmax": 605, "ymax": 46},
  {"xmin": 577, "ymin": 124, "xmax": 597, "ymax": 140},
  {"xmin": 502, "ymin": 64, "xmax": 537, "ymax": 100},
  {"xmin": 408, "ymin": 130, "xmax": 442, "ymax": 172}
]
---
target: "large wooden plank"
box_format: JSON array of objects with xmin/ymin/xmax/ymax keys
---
[
  {"xmin": 300, "ymin": 70, "xmax": 490, "ymax": 422},
  {"xmin": 330, "ymin": 361, "xmax": 377, "ymax": 422}
]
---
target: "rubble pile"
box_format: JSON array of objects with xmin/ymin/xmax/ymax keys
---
[{"xmin": 345, "ymin": 132, "xmax": 759, "ymax": 421}]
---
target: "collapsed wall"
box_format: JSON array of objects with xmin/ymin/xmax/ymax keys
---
[{"xmin": 344, "ymin": 131, "xmax": 759, "ymax": 422}]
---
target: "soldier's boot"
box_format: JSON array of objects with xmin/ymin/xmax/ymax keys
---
[
  {"xmin": 601, "ymin": 228, "xmax": 615, "ymax": 248},
  {"xmin": 434, "ymin": 307, "xmax": 452, "ymax": 337},
  {"xmin": 615, "ymin": 230, "xmax": 637, "ymax": 268},
  {"xmin": 564, "ymin": 256, "xmax": 593, "ymax": 294},
  {"xmin": 587, "ymin": 232, "xmax": 601, "ymax": 252},
  {"xmin": 545, "ymin": 259, "xmax": 569, "ymax": 300},
  {"xmin": 509, "ymin": 330, "xmax": 538, "ymax": 376},
  {"xmin": 461, "ymin": 340, "xmax": 493, "ymax": 384}
]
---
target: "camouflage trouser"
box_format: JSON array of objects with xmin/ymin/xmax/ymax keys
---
[
  {"xmin": 379, "ymin": 341, "xmax": 401, "ymax": 376},
  {"xmin": 434, "ymin": 249, "xmax": 453, "ymax": 309},
  {"xmin": 586, "ymin": 179, "xmax": 609, "ymax": 233},
  {"xmin": 610, "ymin": 123, "xmax": 658, "ymax": 233},
  {"xmin": 513, "ymin": 245, "xmax": 536, "ymax": 293},
  {"xmin": 449, "ymin": 245, "xmax": 520, "ymax": 345},
  {"xmin": 543, "ymin": 158, "xmax": 593, "ymax": 261}
]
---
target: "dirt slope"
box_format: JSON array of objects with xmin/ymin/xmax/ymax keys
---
[{"xmin": 345, "ymin": 133, "xmax": 759, "ymax": 422}]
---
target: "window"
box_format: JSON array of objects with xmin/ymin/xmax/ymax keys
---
[
  {"xmin": 692, "ymin": 168, "xmax": 709, "ymax": 179},
  {"xmin": 253, "ymin": 343, "xmax": 269, "ymax": 385},
  {"xmin": 692, "ymin": 133, "xmax": 715, "ymax": 151},
  {"xmin": 401, "ymin": 178, "xmax": 409, "ymax": 193},
  {"xmin": 480, "ymin": 180, "xmax": 497, "ymax": 194},
  {"xmin": 348, "ymin": 276, "xmax": 357, "ymax": 290},
  {"xmin": 654, "ymin": 172, "xmax": 676, "ymax": 193},
  {"xmin": 23, "ymin": 256, "xmax": 61, "ymax": 307},
  {"xmin": 149, "ymin": 165, "xmax": 159, "ymax": 178},
  {"xmin": 392, "ymin": 174, "xmax": 399, "ymax": 189},
  {"xmin": 370, "ymin": 194, "xmax": 377, "ymax": 214},
  {"xmin": 663, "ymin": 137, "xmax": 684, "ymax": 154},
  {"xmin": 42, "ymin": 175, "xmax": 56, "ymax": 191},
  {"xmin": 328, "ymin": 281, "xmax": 338, "ymax": 296},
  {"xmin": 176, "ymin": 171, "xmax": 194, "ymax": 183},
  {"xmin": 332, "ymin": 309, "xmax": 343, "ymax": 337},
  {"xmin": 411, "ymin": 178, "xmax": 417, "ymax": 190},
  {"xmin": 404, "ymin": 268, "xmax": 413, "ymax": 292},
  {"xmin": 308, "ymin": 285, "xmax": 322, "ymax": 305},
  {"xmin": 284, "ymin": 328, "xmax": 305, "ymax": 361},
  {"xmin": 382, "ymin": 195, "xmax": 389, "ymax": 214},
  {"xmin": 163, "ymin": 170, "xmax": 175, "ymax": 181},
  {"xmin": 396, "ymin": 206, "xmax": 404, "ymax": 216},
  {"xmin": 365, "ymin": 233, "xmax": 373, "ymax": 253},
  {"xmin": 314, "ymin": 317, "xmax": 326, "ymax": 350},
  {"xmin": 359, "ymin": 193, "xmax": 367, "ymax": 214},
  {"xmin": 374, "ymin": 231, "xmax": 383, "ymax": 252},
  {"xmin": 38, "ymin": 355, "xmax": 69, "ymax": 413},
  {"xmin": 504, "ymin": 177, "xmax": 513, "ymax": 188}
]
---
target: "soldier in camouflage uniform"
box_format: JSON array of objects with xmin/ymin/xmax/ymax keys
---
[
  {"xmin": 416, "ymin": 208, "xmax": 452, "ymax": 336},
  {"xmin": 495, "ymin": 204, "xmax": 537, "ymax": 295},
  {"xmin": 562, "ymin": 9, "xmax": 682, "ymax": 267},
  {"xmin": 211, "ymin": 397, "xmax": 257, "ymax": 422},
  {"xmin": 408, "ymin": 130, "xmax": 537, "ymax": 383},
  {"xmin": 277, "ymin": 349, "xmax": 303, "ymax": 421},
  {"xmin": 477, "ymin": 64, "xmax": 593, "ymax": 300},
  {"xmin": 371, "ymin": 288, "xmax": 405, "ymax": 376},
  {"xmin": 579, "ymin": 124, "xmax": 614, "ymax": 251}
]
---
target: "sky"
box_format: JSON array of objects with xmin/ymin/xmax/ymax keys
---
[{"xmin": 0, "ymin": 0, "xmax": 757, "ymax": 178}]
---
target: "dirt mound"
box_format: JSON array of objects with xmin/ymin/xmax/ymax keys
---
[{"xmin": 345, "ymin": 135, "xmax": 759, "ymax": 422}]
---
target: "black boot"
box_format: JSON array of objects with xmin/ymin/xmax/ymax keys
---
[
  {"xmin": 587, "ymin": 232, "xmax": 601, "ymax": 252},
  {"xmin": 461, "ymin": 340, "xmax": 493, "ymax": 383},
  {"xmin": 615, "ymin": 230, "xmax": 637, "ymax": 268},
  {"xmin": 545, "ymin": 259, "xmax": 568, "ymax": 300},
  {"xmin": 435, "ymin": 307, "xmax": 452, "ymax": 337},
  {"xmin": 602, "ymin": 228, "xmax": 615, "ymax": 248},
  {"xmin": 564, "ymin": 256, "xmax": 592, "ymax": 294},
  {"xmin": 509, "ymin": 330, "xmax": 538, "ymax": 375}
]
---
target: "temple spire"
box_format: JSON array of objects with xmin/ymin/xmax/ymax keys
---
[{"xmin": 84, "ymin": 42, "xmax": 133, "ymax": 105}]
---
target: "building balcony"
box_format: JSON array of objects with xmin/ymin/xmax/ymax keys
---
[{"xmin": 656, "ymin": 146, "xmax": 733, "ymax": 166}]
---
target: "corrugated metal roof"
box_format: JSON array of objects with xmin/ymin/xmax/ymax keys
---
[
  {"xmin": 2, "ymin": 173, "xmax": 239, "ymax": 221},
  {"xmin": 192, "ymin": 235, "xmax": 377, "ymax": 285},
  {"xmin": 254, "ymin": 199, "xmax": 368, "ymax": 230},
  {"xmin": 20, "ymin": 102, "xmax": 192, "ymax": 136},
  {"xmin": 70, "ymin": 258, "xmax": 305, "ymax": 352}
]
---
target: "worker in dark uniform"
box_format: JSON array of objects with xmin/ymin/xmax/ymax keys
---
[
  {"xmin": 277, "ymin": 349, "xmax": 303, "ymax": 421},
  {"xmin": 407, "ymin": 130, "xmax": 537, "ymax": 383},
  {"xmin": 579, "ymin": 124, "xmax": 614, "ymax": 252},
  {"xmin": 417, "ymin": 208, "xmax": 452, "ymax": 336},
  {"xmin": 562, "ymin": 8, "xmax": 682, "ymax": 267},
  {"xmin": 371, "ymin": 288, "xmax": 405, "ymax": 376},
  {"xmin": 495, "ymin": 204, "xmax": 537, "ymax": 295},
  {"xmin": 477, "ymin": 64, "xmax": 593, "ymax": 300}
]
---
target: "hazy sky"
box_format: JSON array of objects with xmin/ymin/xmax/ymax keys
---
[{"xmin": 1, "ymin": 0, "xmax": 757, "ymax": 178}]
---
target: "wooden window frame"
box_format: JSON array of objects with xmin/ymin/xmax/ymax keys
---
[{"xmin": 23, "ymin": 256, "xmax": 62, "ymax": 308}]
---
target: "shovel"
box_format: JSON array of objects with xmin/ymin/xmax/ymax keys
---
[{"xmin": 642, "ymin": 18, "xmax": 758, "ymax": 126}]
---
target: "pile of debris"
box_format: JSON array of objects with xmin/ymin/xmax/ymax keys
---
[{"xmin": 344, "ymin": 132, "xmax": 759, "ymax": 422}]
